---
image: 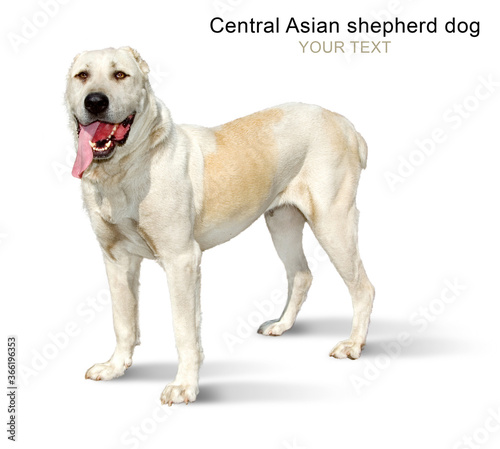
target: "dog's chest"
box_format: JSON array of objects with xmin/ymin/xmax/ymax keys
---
[
  {"xmin": 97, "ymin": 190, "xmax": 128, "ymax": 224},
  {"xmin": 87, "ymin": 184, "xmax": 157, "ymax": 259},
  {"xmin": 92, "ymin": 182, "xmax": 137, "ymax": 225}
]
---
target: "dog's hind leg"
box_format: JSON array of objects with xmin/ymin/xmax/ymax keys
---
[
  {"xmin": 85, "ymin": 253, "xmax": 142, "ymax": 380},
  {"xmin": 258, "ymin": 205, "xmax": 313, "ymax": 336},
  {"xmin": 310, "ymin": 198, "xmax": 374, "ymax": 359}
]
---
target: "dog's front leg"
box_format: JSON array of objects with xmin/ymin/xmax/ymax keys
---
[
  {"xmin": 85, "ymin": 253, "xmax": 142, "ymax": 381},
  {"xmin": 160, "ymin": 242, "xmax": 203, "ymax": 405}
]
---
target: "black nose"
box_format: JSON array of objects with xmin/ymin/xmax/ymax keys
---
[{"xmin": 84, "ymin": 92, "xmax": 109, "ymax": 115}]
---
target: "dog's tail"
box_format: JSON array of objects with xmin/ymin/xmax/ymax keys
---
[{"xmin": 355, "ymin": 131, "xmax": 368, "ymax": 170}]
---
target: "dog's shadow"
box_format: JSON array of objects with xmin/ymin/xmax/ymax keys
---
[
  {"xmin": 287, "ymin": 316, "xmax": 468, "ymax": 358},
  {"xmin": 116, "ymin": 317, "xmax": 470, "ymax": 402},
  {"xmin": 117, "ymin": 360, "xmax": 265, "ymax": 382},
  {"xmin": 117, "ymin": 360, "xmax": 332, "ymax": 403},
  {"xmin": 197, "ymin": 380, "xmax": 330, "ymax": 403}
]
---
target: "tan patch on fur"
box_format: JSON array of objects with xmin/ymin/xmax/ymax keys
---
[
  {"xmin": 149, "ymin": 123, "xmax": 168, "ymax": 148},
  {"xmin": 280, "ymin": 181, "xmax": 316, "ymax": 225},
  {"xmin": 98, "ymin": 219, "xmax": 123, "ymax": 261},
  {"xmin": 198, "ymin": 108, "xmax": 283, "ymax": 230},
  {"xmin": 137, "ymin": 226, "xmax": 158, "ymax": 256},
  {"xmin": 302, "ymin": 183, "xmax": 316, "ymax": 225}
]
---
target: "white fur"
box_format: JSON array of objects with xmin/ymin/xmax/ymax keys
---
[{"xmin": 66, "ymin": 47, "xmax": 375, "ymax": 405}]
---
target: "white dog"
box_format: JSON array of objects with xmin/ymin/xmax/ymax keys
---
[{"xmin": 65, "ymin": 47, "xmax": 375, "ymax": 405}]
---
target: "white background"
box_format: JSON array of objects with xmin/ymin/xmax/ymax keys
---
[{"xmin": 1, "ymin": 0, "xmax": 499, "ymax": 448}]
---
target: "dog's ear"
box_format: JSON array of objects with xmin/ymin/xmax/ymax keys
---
[
  {"xmin": 68, "ymin": 51, "xmax": 84, "ymax": 70},
  {"xmin": 70, "ymin": 52, "xmax": 82, "ymax": 66},
  {"xmin": 120, "ymin": 46, "xmax": 150, "ymax": 75},
  {"xmin": 67, "ymin": 51, "xmax": 86, "ymax": 79}
]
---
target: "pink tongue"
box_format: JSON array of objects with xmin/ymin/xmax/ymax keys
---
[{"xmin": 72, "ymin": 122, "xmax": 100, "ymax": 179}]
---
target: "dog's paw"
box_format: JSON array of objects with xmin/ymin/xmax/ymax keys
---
[
  {"xmin": 85, "ymin": 359, "xmax": 131, "ymax": 381},
  {"xmin": 330, "ymin": 339, "xmax": 364, "ymax": 360},
  {"xmin": 160, "ymin": 383, "xmax": 198, "ymax": 406},
  {"xmin": 257, "ymin": 319, "xmax": 291, "ymax": 336}
]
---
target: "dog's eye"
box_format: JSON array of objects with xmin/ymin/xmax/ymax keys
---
[
  {"xmin": 75, "ymin": 71, "xmax": 89, "ymax": 80},
  {"xmin": 114, "ymin": 71, "xmax": 128, "ymax": 80}
]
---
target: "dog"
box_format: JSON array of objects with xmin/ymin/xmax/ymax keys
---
[{"xmin": 65, "ymin": 46, "xmax": 375, "ymax": 405}]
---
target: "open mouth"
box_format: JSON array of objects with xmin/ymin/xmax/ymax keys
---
[
  {"xmin": 72, "ymin": 114, "xmax": 135, "ymax": 178},
  {"xmin": 85, "ymin": 114, "xmax": 135, "ymax": 159}
]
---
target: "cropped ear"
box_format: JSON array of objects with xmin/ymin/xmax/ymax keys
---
[
  {"xmin": 67, "ymin": 50, "xmax": 86, "ymax": 78},
  {"xmin": 120, "ymin": 46, "xmax": 150, "ymax": 75},
  {"xmin": 71, "ymin": 51, "xmax": 82, "ymax": 65}
]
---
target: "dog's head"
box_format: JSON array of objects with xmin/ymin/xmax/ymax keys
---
[{"xmin": 65, "ymin": 47, "xmax": 152, "ymax": 178}]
